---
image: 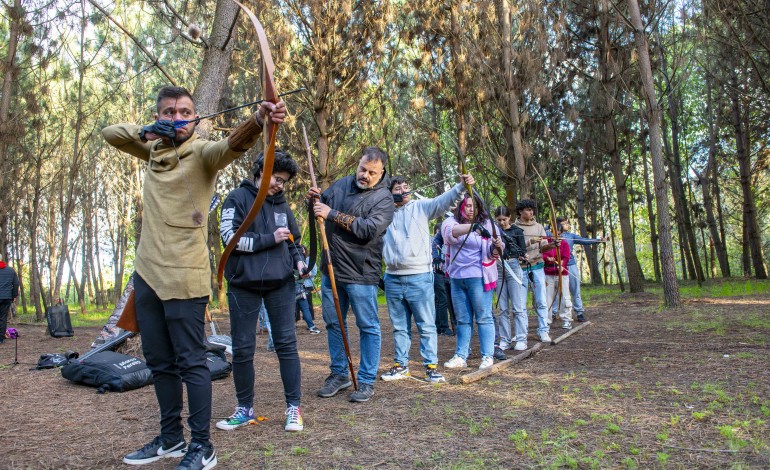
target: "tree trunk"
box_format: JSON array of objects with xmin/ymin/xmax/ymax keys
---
[
  {"xmin": 640, "ymin": 125, "xmax": 661, "ymax": 281},
  {"xmin": 627, "ymin": 0, "xmax": 680, "ymax": 307},
  {"xmin": 577, "ymin": 139, "xmax": 602, "ymax": 284},
  {"xmin": 665, "ymin": 85, "xmax": 705, "ymax": 284},
  {"xmin": 730, "ymin": 72, "xmax": 767, "ymax": 279},
  {"xmin": 701, "ymin": 75, "xmax": 730, "ymax": 277}
]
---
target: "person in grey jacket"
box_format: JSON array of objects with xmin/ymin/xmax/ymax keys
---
[
  {"xmin": 308, "ymin": 147, "xmax": 395, "ymax": 403},
  {"xmin": 0, "ymin": 258, "xmax": 20, "ymax": 343},
  {"xmin": 380, "ymin": 174, "xmax": 474, "ymax": 383}
]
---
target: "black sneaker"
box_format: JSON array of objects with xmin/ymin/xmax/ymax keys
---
[
  {"xmin": 123, "ymin": 436, "xmax": 186, "ymax": 465},
  {"xmin": 176, "ymin": 442, "xmax": 217, "ymax": 470},
  {"xmin": 439, "ymin": 329, "xmax": 455, "ymax": 337},
  {"xmin": 493, "ymin": 347, "xmax": 507, "ymax": 361},
  {"xmin": 576, "ymin": 313, "xmax": 586, "ymax": 322},
  {"xmin": 349, "ymin": 383, "xmax": 375, "ymax": 402},
  {"xmin": 317, "ymin": 374, "xmax": 353, "ymax": 398}
]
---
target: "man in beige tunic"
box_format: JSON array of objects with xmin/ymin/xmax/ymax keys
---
[{"xmin": 103, "ymin": 86, "xmax": 285, "ymax": 470}]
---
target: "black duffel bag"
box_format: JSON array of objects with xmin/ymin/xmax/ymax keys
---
[{"xmin": 61, "ymin": 351, "xmax": 152, "ymax": 393}]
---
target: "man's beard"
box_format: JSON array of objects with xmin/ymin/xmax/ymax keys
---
[{"xmin": 355, "ymin": 179, "xmax": 369, "ymax": 189}]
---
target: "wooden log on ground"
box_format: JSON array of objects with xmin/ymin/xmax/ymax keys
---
[
  {"xmin": 455, "ymin": 321, "xmax": 592, "ymax": 385},
  {"xmin": 551, "ymin": 320, "xmax": 591, "ymax": 345}
]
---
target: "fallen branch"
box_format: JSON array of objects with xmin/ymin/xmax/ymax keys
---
[
  {"xmin": 455, "ymin": 321, "xmax": 592, "ymax": 385},
  {"xmin": 552, "ymin": 320, "xmax": 592, "ymax": 345}
]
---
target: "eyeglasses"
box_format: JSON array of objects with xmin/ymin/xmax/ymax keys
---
[{"xmin": 273, "ymin": 176, "xmax": 288, "ymax": 187}]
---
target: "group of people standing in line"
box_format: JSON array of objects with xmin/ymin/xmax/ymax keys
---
[{"xmin": 102, "ymin": 86, "xmax": 602, "ymax": 470}]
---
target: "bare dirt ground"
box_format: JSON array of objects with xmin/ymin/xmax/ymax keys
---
[{"xmin": 1, "ymin": 290, "xmax": 769, "ymax": 469}]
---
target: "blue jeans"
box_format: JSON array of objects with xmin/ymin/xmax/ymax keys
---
[
  {"xmin": 321, "ymin": 275, "xmax": 381, "ymax": 384},
  {"xmin": 523, "ymin": 265, "xmax": 549, "ymax": 336},
  {"xmin": 297, "ymin": 291, "xmax": 316, "ymax": 329},
  {"xmin": 449, "ymin": 277, "xmax": 495, "ymax": 359},
  {"xmin": 495, "ymin": 259, "xmax": 527, "ymax": 343},
  {"xmin": 568, "ymin": 264, "xmax": 584, "ymax": 314},
  {"xmin": 384, "ymin": 272, "xmax": 438, "ymax": 366},
  {"xmin": 258, "ymin": 302, "xmax": 274, "ymax": 350}
]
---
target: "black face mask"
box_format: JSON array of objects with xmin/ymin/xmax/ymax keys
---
[{"xmin": 392, "ymin": 191, "xmax": 411, "ymax": 203}]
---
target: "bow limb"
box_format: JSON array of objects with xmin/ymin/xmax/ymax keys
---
[
  {"xmin": 302, "ymin": 124, "xmax": 358, "ymax": 390},
  {"xmin": 217, "ymin": 3, "xmax": 279, "ymax": 292},
  {"xmin": 531, "ymin": 164, "xmax": 562, "ymax": 313}
]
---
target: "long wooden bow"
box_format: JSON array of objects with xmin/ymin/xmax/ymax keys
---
[
  {"xmin": 531, "ymin": 164, "xmax": 562, "ymax": 313},
  {"xmin": 216, "ymin": 2, "xmax": 279, "ymax": 292},
  {"xmin": 302, "ymin": 124, "xmax": 358, "ymax": 390}
]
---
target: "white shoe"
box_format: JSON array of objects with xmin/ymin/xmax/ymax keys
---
[
  {"xmin": 513, "ymin": 341, "xmax": 528, "ymax": 351},
  {"xmin": 540, "ymin": 333, "xmax": 552, "ymax": 343},
  {"xmin": 562, "ymin": 322, "xmax": 572, "ymax": 330},
  {"xmin": 479, "ymin": 356, "xmax": 494, "ymax": 369},
  {"xmin": 443, "ymin": 355, "xmax": 467, "ymax": 369},
  {"xmin": 498, "ymin": 340, "xmax": 510, "ymax": 351}
]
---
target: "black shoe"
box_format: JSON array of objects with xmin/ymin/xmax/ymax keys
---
[
  {"xmin": 123, "ymin": 436, "xmax": 186, "ymax": 465},
  {"xmin": 493, "ymin": 347, "xmax": 507, "ymax": 361},
  {"xmin": 440, "ymin": 329, "xmax": 455, "ymax": 337},
  {"xmin": 317, "ymin": 374, "xmax": 353, "ymax": 398},
  {"xmin": 349, "ymin": 382, "xmax": 375, "ymax": 402},
  {"xmin": 176, "ymin": 442, "xmax": 217, "ymax": 470},
  {"xmin": 576, "ymin": 313, "xmax": 586, "ymax": 322}
]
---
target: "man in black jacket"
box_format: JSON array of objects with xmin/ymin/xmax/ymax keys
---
[
  {"xmin": 217, "ymin": 150, "xmax": 308, "ymax": 432},
  {"xmin": 308, "ymin": 147, "xmax": 395, "ymax": 402},
  {"xmin": 0, "ymin": 258, "xmax": 20, "ymax": 343}
]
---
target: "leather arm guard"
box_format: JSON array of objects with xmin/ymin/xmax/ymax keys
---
[{"xmin": 227, "ymin": 113, "xmax": 263, "ymax": 152}]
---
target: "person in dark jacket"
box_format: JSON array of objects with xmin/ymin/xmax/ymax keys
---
[
  {"xmin": 217, "ymin": 150, "xmax": 307, "ymax": 433},
  {"xmin": 0, "ymin": 258, "xmax": 20, "ymax": 343},
  {"xmin": 308, "ymin": 147, "xmax": 395, "ymax": 403}
]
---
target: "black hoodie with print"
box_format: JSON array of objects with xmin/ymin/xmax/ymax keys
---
[{"xmin": 220, "ymin": 178, "xmax": 303, "ymax": 292}]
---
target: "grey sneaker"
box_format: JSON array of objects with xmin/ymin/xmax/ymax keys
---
[
  {"xmin": 562, "ymin": 321, "xmax": 572, "ymax": 330},
  {"xmin": 317, "ymin": 374, "xmax": 352, "ymax": 398},
  {"xmin": 123, "ymin": 436, "xmax": 186, "ymax": 465},
  {"xmin": 308, "ymin": 326, "xmax": 322, "ymax": 334},
  {"xmin": 349, "ymin": 382, "xmax": 375, "ymax": 402},
  {"xmin": 425, "ymin": 365, "xmax": 446, "ymax": 383}
]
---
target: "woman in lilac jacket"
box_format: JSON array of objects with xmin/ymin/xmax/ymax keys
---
[{"xmin": 441, "ymin": 192, "xmax": 504, "ymax": 370}]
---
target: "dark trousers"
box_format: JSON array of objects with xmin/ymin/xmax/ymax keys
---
[
  {"xmin": 433, "ymin": 273, "xmax": 455, "ymax": 332},
  {"xmin": 0, "ymin": 299, "xmax": 11, "ymax": 336},
  {"xmin": 133, "ymin": 274, "xmax": 211, "ymax": 447},
  {"xmin": 228, "ymin": 282, "xmax": 301, "ymax": 407}
]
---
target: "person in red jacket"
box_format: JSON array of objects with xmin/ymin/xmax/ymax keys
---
[{"xmin": 542, "ymin": 236, "xmax": 573, "ymax": 330}]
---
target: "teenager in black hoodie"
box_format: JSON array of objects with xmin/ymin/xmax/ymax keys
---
[{"xmin": 217, "ymin": 150, "xmax": 307, "ymax": 432}]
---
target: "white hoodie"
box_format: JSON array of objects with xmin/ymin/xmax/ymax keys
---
[{"xmin": 383, "ymin": 184, "xmax": 465, "ymax": 275}]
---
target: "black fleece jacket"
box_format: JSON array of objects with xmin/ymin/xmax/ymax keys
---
[
  {"xmin": 321, "ymin": 173, "xmax": 394, "ymax": 285},
  {"xmin": 220, "ymin": 179, "xmax": 303, "ymax": 292}
]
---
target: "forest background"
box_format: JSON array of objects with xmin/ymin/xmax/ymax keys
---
[{"xmin": 0, "ymin": 0, "xmax": 768, "ymax": 319}]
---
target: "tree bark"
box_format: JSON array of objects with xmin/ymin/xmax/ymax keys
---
[
  {"xmin": 627, "ymin": 0, "xmax": 680, "ymax": 307},
  {"xmin": 641, "ymin": 125, "xmax": 661, "ymax": 282}
]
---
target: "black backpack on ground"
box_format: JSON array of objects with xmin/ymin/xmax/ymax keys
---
[
  {"xmin": 46, "ymin": 303, "xmax": 74, "ymax": 338},
  {"xmin": 205, "ymin": 342, "xmax": 232, "ymax": 381},
  {"xmin": 61, "ymin": 351, "xmax": 153, "ymax": 393}
]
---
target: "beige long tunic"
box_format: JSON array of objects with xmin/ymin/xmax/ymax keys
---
[{"xmin": 102, "ymin": 124, "xmax": 258, "ymax": 300}]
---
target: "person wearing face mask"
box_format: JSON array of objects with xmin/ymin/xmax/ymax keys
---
[
  {"xmin": 380, "ymin": 174, "xmax": 474, "ymax": 384},
  {"xmin": 441, "ymin": 192, "xmax": 505, "ymax": 370},
  {"xmin": 102, "ymin": 86, "xmax": 285, "ymax": 470},
  {"xmin": 217, "ymin": 150, "xmax": 307, "ymax": 433},
  {"xmin": 306, "ymin": 147, "xmax": 395, "ymax": 403},
  {"xmin": 492, "ymin": 206, "xmax": 528, "ymax": 352}
]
